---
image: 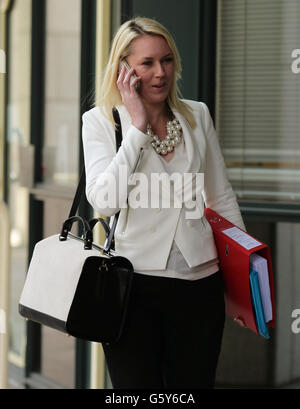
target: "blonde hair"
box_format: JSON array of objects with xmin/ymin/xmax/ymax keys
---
[{"xmin": 97, "ymin": 17, "xmax": 196, "ymax": 129}]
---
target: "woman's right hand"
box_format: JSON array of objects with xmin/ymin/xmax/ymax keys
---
[{"xmin": 117, "ymin": 65, "xmax": 148, "ymax": 133}]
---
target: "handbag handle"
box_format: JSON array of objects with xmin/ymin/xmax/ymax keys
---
[
  {"xmin": 88, "ymin": 217, "xmax": 115, "ymax": 252},
  {"xmin": 59, "ymin": 216, "xmax": 93, "ymax": 250},
  {"xmin": 67, "ymin": 108, "xmax": 123, "ymax": 253},
  {"xmin": 88, "ymin": 217, "xmax": 110, "ymax": 236}
]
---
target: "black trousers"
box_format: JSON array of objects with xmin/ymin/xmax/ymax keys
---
[{"xmin": 102, "ymin": 271, "xmax": 225, "ymax": 389}]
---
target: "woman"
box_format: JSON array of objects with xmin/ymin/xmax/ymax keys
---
[{"xmin": 82, "ymin": 17, "xmax": 245, "ymax": 389}]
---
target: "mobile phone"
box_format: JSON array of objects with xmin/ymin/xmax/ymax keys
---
[{"xmin": 118, "ymin": 59, "xmax": 140, "ymax": 90}]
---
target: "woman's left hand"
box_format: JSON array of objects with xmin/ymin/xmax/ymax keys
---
[{"xmin": 233, "ymin": 317, "xmax": 246, "ymax": 327}]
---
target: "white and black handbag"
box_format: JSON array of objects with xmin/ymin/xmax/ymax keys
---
[{"xmin": 19, "ymin": 109, "xmax": 133, "ymax": 344}]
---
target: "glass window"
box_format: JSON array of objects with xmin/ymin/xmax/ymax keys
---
[
  {"xmin": 42, "ymin": 0, "xmax": 81, "ymax": 187},
  {"xmin": 41, "ymin": 327, "xmax": 75, "ymax": 388},
  {"xmin": 217, "ymin": 0, "xmax": 300, "ymax": 203},
  {"xmin": 6, "ymin": 0, "xmax": 31, "ymax": 369},
  {"xmin": 39, "ymin": 0, "xmax": 82, "ymax": 388}
]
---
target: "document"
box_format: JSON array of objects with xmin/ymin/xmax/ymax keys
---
[
  {"xmin": 222, "ymin": 227, "xmax": 262, "ymax": 250},
  {"xmin": 249, "ymin": 253, "xmax": 272, "ymax": 323},
  {"xmin": 249, "ymin": 268, "xmax": 270, "ymax": 339}
]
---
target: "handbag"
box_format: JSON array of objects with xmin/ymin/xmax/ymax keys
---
[{"xmin": 19, "ymin": 108, "xmax": 133, "ymax": 344}]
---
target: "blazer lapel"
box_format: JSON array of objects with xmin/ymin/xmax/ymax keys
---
[
  {"xmin": 143, "ymin": 110, "xmax": 202, "ymax": 175},
  {"xmin": 117, "ymin": 104, "xmax": 204, "ymax": 205},
  {"xmin": 172, "ymin": 109, "xmax": 201, "ymax": 175},
  {"xmin": 118, "ymin": 104, "xmax": 202, "ymax": 175}
]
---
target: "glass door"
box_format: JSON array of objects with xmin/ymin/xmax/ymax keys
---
[
  {"xmin": 4, "ymin": 0, "xmax": 95, "ymax": 389},
  {"xmin": 29, "ymin": 0, "xmax": 82, "ymax": 388},
  {"xmin": 5, "ymin": 0, "xmax": 32, "ymax": 387}
]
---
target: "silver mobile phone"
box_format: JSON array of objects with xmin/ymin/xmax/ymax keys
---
[{"xmin": 119, "ymin": 59, "xmax": 140, "ymax": 90}]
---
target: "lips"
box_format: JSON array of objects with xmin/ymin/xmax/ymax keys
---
[
  {"xmin": 153, "ymin": 83, "xmax": 166, "ymax": 88},
  {"xmin": 153, "ymin": 82, "xmax": 167, "ymax": 88}
]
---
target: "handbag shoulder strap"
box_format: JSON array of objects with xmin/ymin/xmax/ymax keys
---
[
  {"xmin": 68, "ymin": 108, "xmax": 123, "ymax": 219},
  {"xmin": 112, "ymin": 107, "xmax": 123, "ymax": 152},
  {"xmin": 68, "ymin": 169, "xmax": 85, "ymax": 219},
  {"xmin": 104, "ymin": 108, "xmax": 123, "ymax": 252}
]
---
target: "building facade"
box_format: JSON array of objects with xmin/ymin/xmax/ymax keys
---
[{"xmin": 0, "ymin": 0, "xmax": 300, "ymax": 389}]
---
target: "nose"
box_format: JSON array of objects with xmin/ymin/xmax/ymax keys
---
[{"xmin": 154, "ymin": 62, "xmax": 165, "ymax": 77}]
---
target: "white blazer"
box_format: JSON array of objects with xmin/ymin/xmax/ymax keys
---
[{"xmin": 82, "ymin": 99, "xmax": 245, "ymax": 270}]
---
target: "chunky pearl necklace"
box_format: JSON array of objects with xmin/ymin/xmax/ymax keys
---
[{"xmin": 147, "ymin": 118, "xmax": 183, "ymax": 156}]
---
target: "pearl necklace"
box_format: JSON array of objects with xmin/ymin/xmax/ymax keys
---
[{"xmin": 147, "ymin": 118, "xmax": 183, "ymax": 156}]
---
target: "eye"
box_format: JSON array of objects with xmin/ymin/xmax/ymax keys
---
[
  {"xmin": 163, "ymin": 57, "xmax": 173, "ymax": 63},
  {"xmin": 142, "ymin": 61, "xmax": 152, "ymax": 66}
]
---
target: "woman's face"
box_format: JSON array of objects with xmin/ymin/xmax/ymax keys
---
[{"xmin": 127, "ymin": 34, "xmax": 175, "ymax": 106}]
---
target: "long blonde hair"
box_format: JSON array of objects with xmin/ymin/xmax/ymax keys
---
[{"xmin": 97, "ymin": 17, "xmax": 196, "ymax": 129}]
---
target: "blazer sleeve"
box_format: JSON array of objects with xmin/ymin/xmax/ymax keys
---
[
  {"xmin": 82, "ymin": 109, "xmax": 150, "ymax": 217},
  {"xmin": 201, "ymin": 102, "xmax": 246, "ymax": 230}
]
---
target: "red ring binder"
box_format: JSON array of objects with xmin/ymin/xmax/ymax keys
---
[{"xmin": 204, "ymin": 208, "xmax": 275, "ymax": 336}]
